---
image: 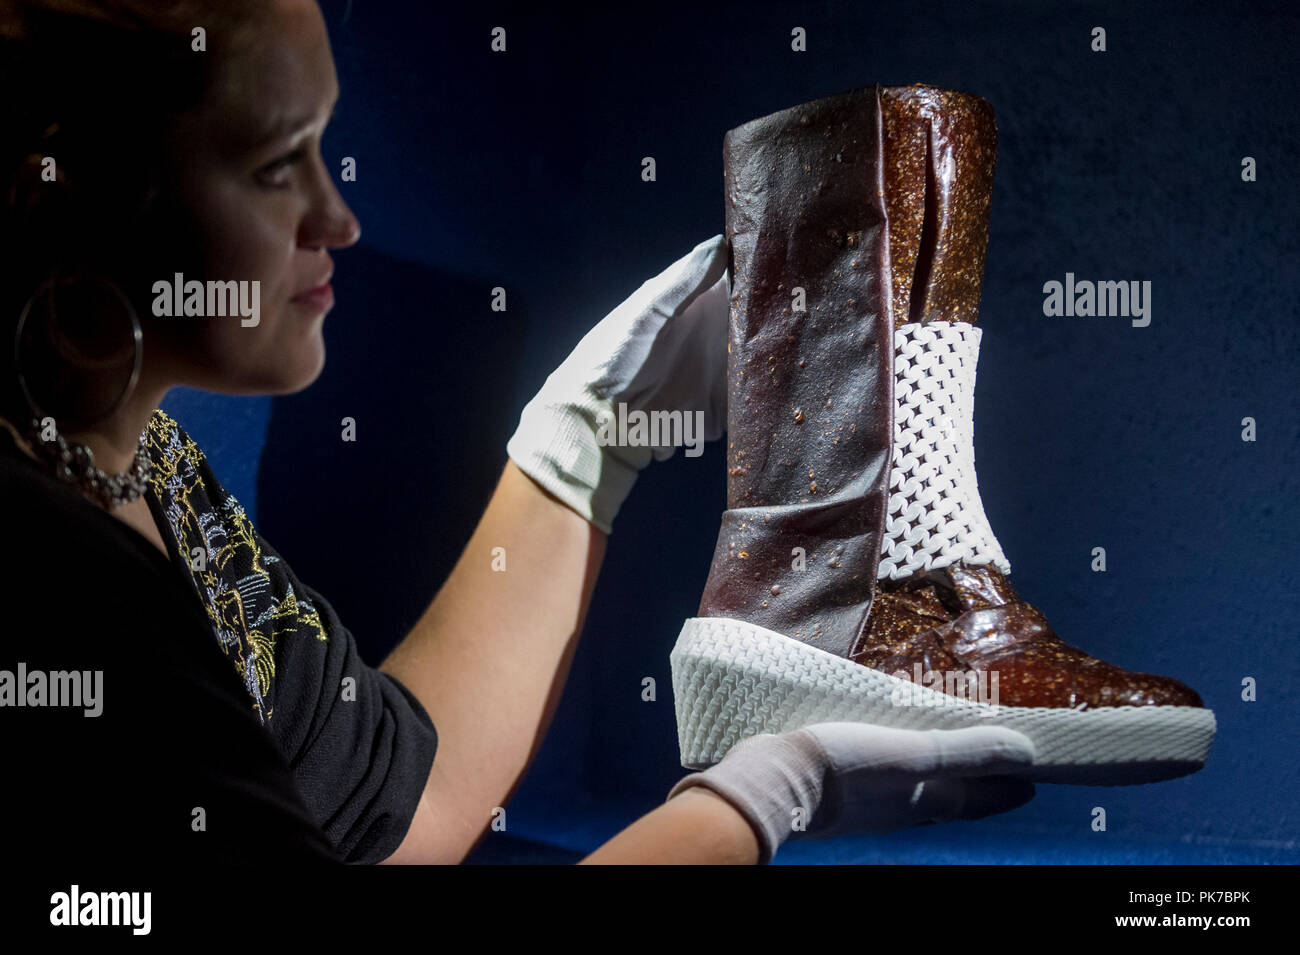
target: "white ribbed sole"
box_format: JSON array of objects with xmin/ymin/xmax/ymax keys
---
[{"xmin": 670, "ymin": 616, "xmax": 1216, "ymax": 786}]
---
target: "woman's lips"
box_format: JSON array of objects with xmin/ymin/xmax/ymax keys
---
[{"xmin": 290, "ymin": 281, "xmax": 334, "ymax": 313}]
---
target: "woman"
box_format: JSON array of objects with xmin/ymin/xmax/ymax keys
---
[{"xmin": 0, "ymin": 0, "xmax": 1034, "ymax": 866}]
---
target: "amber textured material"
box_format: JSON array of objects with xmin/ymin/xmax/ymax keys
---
[
  {"xmin": 880, "ymin": 85, "xmax": 997, "ymax": 328},
  {"xmin": 855, "ymin": 564, "xmax": 1203, "ymax": 708},
  {"xmin": 697, "ymin": 82, "xmax": 1205, "ymax": 711},
  {"xmin": 697, "ymin": 82, "xmax": 998, "ymax": 658}
]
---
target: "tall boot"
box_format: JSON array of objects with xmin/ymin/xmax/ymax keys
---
[{"xmin": 672, "ymin": 84, "xmax": 1215, "ymax": 785}]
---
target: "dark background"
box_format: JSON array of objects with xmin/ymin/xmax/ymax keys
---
[{"xmin": 161, "ymin": 0, "xmax": 1298, "ymax": 863}]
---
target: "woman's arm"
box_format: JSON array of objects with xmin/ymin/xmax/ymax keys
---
[
  {"xmin": 378, "ymin": 460, "xmax": 606, "ymax": 863},
  {"xmin": 578, "ymin": 788, "xmax": 760, "ymax": 865},
  {"xmin": 379, "ymin": 461, "xmax": 766, "ymax": 866},
  {"xmin": 381, "ymin": 238, "xmax": 730, "ymax": 863},
  {"xmin": 377, "ymin": 461, "xmax": 1038, "ymax": 866}
]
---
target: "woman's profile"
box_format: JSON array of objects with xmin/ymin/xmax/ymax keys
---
[{"xmin": 0, "ymin": 0, "xmax": 1035, "ymax": 867}]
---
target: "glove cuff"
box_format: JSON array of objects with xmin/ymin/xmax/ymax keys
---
[
  {"xmin": 666, "ymin": 773, "xmax": 780, "ymax": 865},
  {"xmin": 665, "ymin": 732, "xmax": 827, "ymax": 865},
  {"xmin": 506, "ymin": 385, "xmax": 644, "ymax": 534}
]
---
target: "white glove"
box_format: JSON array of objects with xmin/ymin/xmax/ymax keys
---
[
  {"xmin": 667, "ymin": 722, "xmax": 1036, "ymax": 864},
  {"xmin": 506, "ymin": 235, "xmax": 730, "ymax": 533}
]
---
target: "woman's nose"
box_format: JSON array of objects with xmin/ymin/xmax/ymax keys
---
[
  {"xmin": 319, "ymin": 189, "xmax": 361, "ymax": 250},
  {"xmin": 302, "ymin": 162, "xmax": 362, "ymax": 250}
]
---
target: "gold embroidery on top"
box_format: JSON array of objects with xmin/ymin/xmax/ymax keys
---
[{"xmin": 144, "ymin": 409, "xmax": 328, "ymax": 724}]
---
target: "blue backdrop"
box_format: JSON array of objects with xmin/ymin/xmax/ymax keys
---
[{"xmin": 162, "ymin": 0, "xmax": 1298, "ymax": 864}]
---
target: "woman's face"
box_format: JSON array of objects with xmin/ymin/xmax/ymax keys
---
[{"xmin": 151, "ymin": 0, "xmax": 360, "ymax": 396}]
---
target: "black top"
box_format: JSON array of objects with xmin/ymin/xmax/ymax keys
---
[{"xmin": 0, "ymin": 412, "xmax": 438, "ymax": 865}]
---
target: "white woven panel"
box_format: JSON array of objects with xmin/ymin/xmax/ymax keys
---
[
  {"xmin": 879, "ymin": 321, "xmax": 1011, "ymax": 580},
  {"xmin": 670, "ymin": 617, "xmax": 1216, "ymax": 783}
]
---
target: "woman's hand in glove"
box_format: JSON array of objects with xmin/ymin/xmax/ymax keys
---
[
  {"xmin": 667, "ymin": 722, "xmax": 1037, "ymax": 863},
  {"xmin": 506, "ymin": 235, "xmax": 729, "ymax": 534}
]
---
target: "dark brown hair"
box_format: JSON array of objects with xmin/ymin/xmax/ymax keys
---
[{"xmin": 0, "ymin": 0, "xmax": 265, "ymax": 426}]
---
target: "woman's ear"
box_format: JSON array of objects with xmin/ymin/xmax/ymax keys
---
[{"xmin": 5, "ymin": 136, "xmax": 74, "ymax": 219}]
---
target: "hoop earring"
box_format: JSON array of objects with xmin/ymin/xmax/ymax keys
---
[
  {"xmin": 12, "ymin": 273, "xmax": 151, "ymax": 508},
  {"xmin": 14, "ymin": 272, "xmax": 144, "ymax": 426}
]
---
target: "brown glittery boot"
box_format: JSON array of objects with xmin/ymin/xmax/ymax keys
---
[{"xmin": 670, "ymin": 84, "xmax": 1215, "ymax": 785}]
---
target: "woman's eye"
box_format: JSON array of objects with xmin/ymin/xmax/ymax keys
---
[{"xmin": 257, "ymin": 148, "xmax": 306, "ymax": 187}]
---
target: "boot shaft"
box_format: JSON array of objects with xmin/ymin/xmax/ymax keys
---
[
  {"xmin": 701, "ymin": 83, "xmax": 1000, "ymax": 657},
  {"xmin": 719, "ymin": 83, "xmax": 998, "ymax": 511},
  {"xmin": 720, "ymin": 83, "xmax": 893, "ymax": 513},
  {"xmin": 879, "ymin": 85, "xmax": 996, "ymax": 327}
]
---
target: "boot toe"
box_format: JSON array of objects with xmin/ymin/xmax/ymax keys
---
[{"xmin": 1112, "ymin": 674, "xmax": 1204, "ymax": 708}]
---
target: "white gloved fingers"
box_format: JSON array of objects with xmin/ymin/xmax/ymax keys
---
[
  {"xmin": 920, "ymin": 726, "xmax": 1038, "ymax": 777},
  {"xmin": 701, "ymin": 270, "xmax": 730, "ymax": 443},
  {"xmin": 636, "ymin": 266, "xmax": 730, "ymax": 462},
  {"xmin": 794, "ymin": 722, "xmax": 1036, "ymax": 839},
  {"xmin": 596, "ymin": 231, "xmax": 727, "ymax": 468},
  {"xmin": 506, "ymin": 234, "xmax": 729, "ymax": 532},
  {"xmin": 802, "ymin": 722, "xmax": 1036, "ymax": 778},
  {"xmin": 908, "ymin": 776, "xmax": 1037, "ymax": 825},
  {"xmin": 590, "ymin": 234, "xmax": 728, "ymax": 400},
  {"xmin": 665, "ymin": 722, "xmax": 1037, "ymax": 862}
]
